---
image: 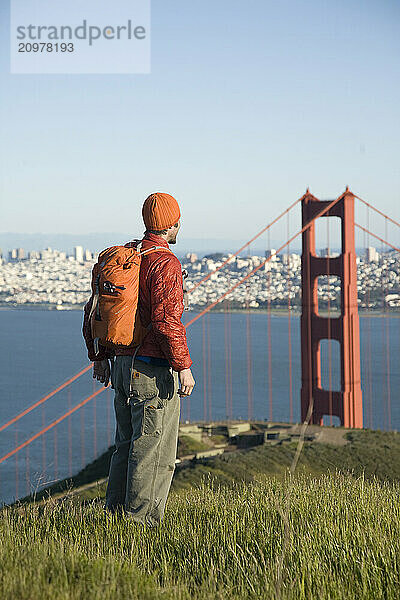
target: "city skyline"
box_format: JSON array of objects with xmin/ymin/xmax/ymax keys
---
[
  {"xmin": 0, "ymin": 240, "xmax": 383, "ymax": 261},
  {"xmin": 1, "ymin": 241, "xmax": 397, "ymax": 311}
]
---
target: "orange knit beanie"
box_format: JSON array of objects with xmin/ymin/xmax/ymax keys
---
[{"xmin": 142, "ymin": 192, "xmax": 181, "ymax": 231}]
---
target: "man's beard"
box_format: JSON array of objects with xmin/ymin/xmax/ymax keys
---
[{"xmin": 169, "ymin": 237, "xmax": 177, "ymax": 244}]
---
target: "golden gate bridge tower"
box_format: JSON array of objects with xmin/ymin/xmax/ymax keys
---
[{"xmin": 300, "ymin": 188, "xmax": 363, "ymax": 428}]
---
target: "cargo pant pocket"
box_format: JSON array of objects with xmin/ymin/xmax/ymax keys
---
[{"xmin": 143, "ymin": 397, "xmax": 165, "ymax": 436}]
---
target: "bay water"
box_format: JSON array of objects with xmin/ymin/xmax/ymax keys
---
[{"xmin": 0, "ymin": 309, "xmax": 398, "ymax": 504}]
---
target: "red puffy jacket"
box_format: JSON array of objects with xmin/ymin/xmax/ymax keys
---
[{"xmin": 83, "ymin": 232, "xmax": 192, "ymax": 372}]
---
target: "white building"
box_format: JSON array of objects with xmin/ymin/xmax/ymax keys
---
[
  {"xmin": 40, "ymin": 248, "xmax": 54, "ymax": 260},
  {"xmin": 185, "ymin": 252, "xmax": 198, "ymax": 263},
  {"xmin": 282, "ymin": 253, "xmax": 301, "ymax": 267},
  {"xmin": 265, "ymin": 248, "xmax": 278, "ymax": 261},
  {"xmin": 74, "ymin": 246, "xmax": 84, "ymax": 263},
  {"xmin": 366, "ymin": 246, "xmax": 379, "ymax": 263}
]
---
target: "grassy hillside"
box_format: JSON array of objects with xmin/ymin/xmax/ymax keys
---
[
  {"xmin": 3, "ymin": 428, "xmax": 400, "ymax": 598},
  {"xmin": 174, "ymin": 429, "xmax": 400, "ymax": 489},
  {"xmin": 26, "ymin": 427, "xmax": 400, "ymax": 503},
  {"xmin": 1, "ymin": 473, "xmax": 400, "ymax": 599}
]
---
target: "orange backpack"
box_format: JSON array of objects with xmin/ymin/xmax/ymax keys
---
[{"xmin": 88, "ymin": 242, "xmax": 170, "ymax": 355}]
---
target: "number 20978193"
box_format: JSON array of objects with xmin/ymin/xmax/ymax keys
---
[{"xmin": 18, "ymin": 42, "xmax": 74, "ymax": 53}]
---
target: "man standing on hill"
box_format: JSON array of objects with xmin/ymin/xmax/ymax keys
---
[{"xmin": 83, "ymin": 192, "xmax": 195, "ymax": 526}]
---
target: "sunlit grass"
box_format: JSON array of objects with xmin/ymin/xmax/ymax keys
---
[{"xmin": 1, "ymin": 472, "xmax": 400, "ymax": 599}]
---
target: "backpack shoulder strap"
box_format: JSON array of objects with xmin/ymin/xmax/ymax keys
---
[{"xmin": 139, "ymin": 245, "xmax": 173, "ymax": 257}]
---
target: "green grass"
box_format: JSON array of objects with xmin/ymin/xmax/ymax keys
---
[
  {"xmin": 173, "ymin": 429, "xmax": 400, "ymax": 490},
  {"xmin": 24, "ymin": 428, "xmax": 400, "ymax": 503},
  {"xmin": 1, "ymin": 472, "xmax": 400, "ymax": 599},
  {"xmin": 4, "ymin": 429, "xmax": 400, "ymax": 598},
  {"xmin": 178, "ymin": 434, "xmax": 211, "ymax": 455}
]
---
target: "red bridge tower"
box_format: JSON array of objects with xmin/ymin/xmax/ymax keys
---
[{"xmin": 300, "ymin": 188, "xmax": 363, "ymax": 427}]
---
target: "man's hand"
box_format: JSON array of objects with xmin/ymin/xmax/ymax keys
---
[
  {"xmin": 93, "ymin": 359, "xmax": 111, "ymax": 387},
  {"xmin": 178, "ymin": 368, "xmax": 195, "ymax": 396}
]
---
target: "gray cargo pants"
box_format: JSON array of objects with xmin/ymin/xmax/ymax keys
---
[{"xmin": 105, "ymin": 355, "xmax": 180, "ymax": 526}]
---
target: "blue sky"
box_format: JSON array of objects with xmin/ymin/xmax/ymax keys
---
[{"xmin": 0, "ymin": 0, "xmax": 399, "ymax": 246}]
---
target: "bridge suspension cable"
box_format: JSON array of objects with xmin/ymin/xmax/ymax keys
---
[
  {"xmin": 355, "ymin": 195, "xmax": 400, "ymax": 229},
  {"xmin": 0, "ymin": 388, "xmax": 105, "ymax": 465},
  {"xmin": 355, "ymin": 224, "xmax": 400, "ymax": 253},
  {"xmin": 0, "ymin": 365, "xmax": 92, "ymax": 433},
  {"xmin": 185, "ymin": 193, "xmax": 344, "ymax": 328},
  {"xmin": 187, "ymin": 197, "xmax": 302, "ymax": 294}
]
